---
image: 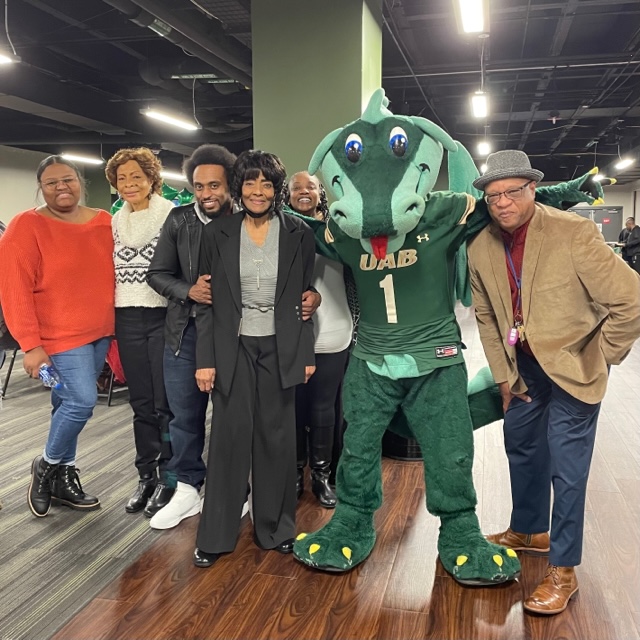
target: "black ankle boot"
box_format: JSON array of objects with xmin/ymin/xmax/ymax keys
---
[
  {"xmin": 51, "ymin": 465, "xmax": 100, "ymax": 511},
  {"xmin": 311, "ymin": 468, "xmax": 337, "ymax": 508},
  {"xmin": 143, "ymin": 483, "xmax": 175, "ymax": 518},
  {"xmin": 309, "ymin": 426, "xmax": 336, "ymax": 508},
  {"xmin": 28, "ymin": 455, "xmax": 58, "ymax": 517},
  {"xmin": 125, "ymin": 471, "xmax": 157, "ymax": 513},
  {"xmin": 296, "ymin": 467, "xmax": 304, "ymax": 500}
]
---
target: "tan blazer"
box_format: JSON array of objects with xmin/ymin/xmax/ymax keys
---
[{"xmin": 467, "ymin": 203, "xmax": 640, "ymax": 404}]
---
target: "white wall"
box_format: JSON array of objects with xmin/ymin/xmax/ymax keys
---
[
  {"xmin": 0, "ymin": 145, "xmax": 120, "ymax": 219},
  {"xmin": 0, "ymin": 145, "xmax": 49, "ymax": 224}
]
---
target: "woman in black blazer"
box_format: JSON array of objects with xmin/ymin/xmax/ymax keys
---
[{"xmin": 193, "ymin": 150, "xmax": 316, "ymax": 568}]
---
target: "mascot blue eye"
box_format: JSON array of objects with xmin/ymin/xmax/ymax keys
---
[
  {"xmin": 389, "ymin": 127, "xmax": 408, "ymax": 157},
  {"xmin": 345, "ymin": 133, "xmax": 363, "ymax": 163}
]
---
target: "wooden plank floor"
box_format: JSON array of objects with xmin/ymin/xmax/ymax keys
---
[{"xmin": 3, "ymin": 304, "xmax": 640, "ymax": 640}]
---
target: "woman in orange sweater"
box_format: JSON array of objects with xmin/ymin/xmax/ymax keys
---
[{"xmin": 0, "ymin": 156, "xmax": 115, "ymax": 518}]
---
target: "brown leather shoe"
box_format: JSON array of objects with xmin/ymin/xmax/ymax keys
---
[
  {"xmin": 524, "ymin": 565, "xmax": 578, "ymax": 615},
  {"xmin": 486, "ymin": 528, "xmax": 550, "ymax": 554}
]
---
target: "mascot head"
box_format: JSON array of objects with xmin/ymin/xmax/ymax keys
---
[{"xmin": 309, "ymin": 89, "xmax": 479, "ymax": 258}]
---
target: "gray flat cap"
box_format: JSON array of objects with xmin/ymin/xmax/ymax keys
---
[{"xmin": 473, "ymin": 150, "xmax": 544, "ymax": 190}]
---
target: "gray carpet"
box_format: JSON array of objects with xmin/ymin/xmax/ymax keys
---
[{"xmin": 0, "ymin": 352, "xmax": 186, "ymax": 640}]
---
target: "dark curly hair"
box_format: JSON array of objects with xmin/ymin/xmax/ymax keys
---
[
  {"xmin": 282, "ymin": 172, "xmax": 329, "ymax": 221},
  {"xmin": 183, "ymin": 144, "xmax": 237, "ymax": 188},
  {"xmin": 105, "ymin": 147, "xmax": 163, "ymax": 195},
  {"xmin": 232, "ymin": 150, "xmax": 287, "ymax": 210}
]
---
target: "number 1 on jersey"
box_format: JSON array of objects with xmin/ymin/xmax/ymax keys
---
[{"xmin": 379, "ymin": 274, "xmax": 398, "ymax": 323}]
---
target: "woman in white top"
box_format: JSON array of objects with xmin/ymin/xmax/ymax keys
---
[
  {"xmin": 286, "ymin": 172, "xmax": 354, "ymax": 508},
  {"xmin": 105, "ymin": 148, "xmax": 175, "ymax": 517}
]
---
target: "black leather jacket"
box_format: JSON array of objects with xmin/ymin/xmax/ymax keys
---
[{"xmin": 147, "ymin": 203, "xmax": 204, "ymax": 355}]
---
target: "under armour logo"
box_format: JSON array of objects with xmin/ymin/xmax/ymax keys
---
[{"xmin": 416, "ymin": 233, "xmax": 430, "ymax": 243}]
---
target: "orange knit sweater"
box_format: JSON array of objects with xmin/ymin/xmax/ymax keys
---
[{"xmin": 0, "ymin": 209, "xmax": 115, "ymax": 355}]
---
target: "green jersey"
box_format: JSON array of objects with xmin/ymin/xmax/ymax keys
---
[{"xmin": 324, "ymin": 191, "xmax": 479, "ymax": 376}]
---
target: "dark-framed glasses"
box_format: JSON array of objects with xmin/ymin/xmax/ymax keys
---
[
  {"xmin": 41, "ymin": 177, "xmax": 79, "ymax": 190},
  {"xmin": 484, "ymin": 180, "xmax": 533, "ymax": 205}
]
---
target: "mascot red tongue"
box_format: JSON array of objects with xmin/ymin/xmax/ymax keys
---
[{"xmin": 370, "ymin": 236, "xmax": 388, "ymax": 260}]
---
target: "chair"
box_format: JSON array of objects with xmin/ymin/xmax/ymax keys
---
[
  {"xmin": 98, "ymin": 340, "xmax": 127, "ymax": 406},
  {"xmin": 0, "ymin": 347, "xmax": 19, "ymax": 399}
]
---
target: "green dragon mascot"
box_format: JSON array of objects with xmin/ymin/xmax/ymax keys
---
[{"xmin": 292, "ymin": 89, "xmax": 604, "ymax": 586}]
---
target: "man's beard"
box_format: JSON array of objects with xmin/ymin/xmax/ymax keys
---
[{"xmin": 199, "ymin": 199, "xmax": 231, "ymax": 219}]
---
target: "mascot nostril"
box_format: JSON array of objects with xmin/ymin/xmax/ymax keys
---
[{"xmin": 334, "ymin": 210, "xmax": 347, "ymax": 219}]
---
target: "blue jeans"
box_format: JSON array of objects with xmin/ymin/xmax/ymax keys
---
[
  {"xmin": 505, "ymin": 350, "xmax": 600, "ymax": 567},
  {"xmin": 163, "ymin": 319, "xmax": 209, "ymax": 489},
  {"xmin": 45, "ymin": 337, "xmax": 111, "ymax": 465}
]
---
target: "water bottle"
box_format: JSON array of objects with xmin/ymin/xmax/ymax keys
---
[{"xmin": 38, "ymin": 363, "xmax": 62, "ymax": 389}]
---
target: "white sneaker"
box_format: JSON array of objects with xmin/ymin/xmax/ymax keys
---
[{"xmin": 149, "ymin": 482, "xmax": 200, "ymax": 530}]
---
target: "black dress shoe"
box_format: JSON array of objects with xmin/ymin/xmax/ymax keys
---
[
  {"xmin": 125, "ymin": 472, "xmax": 157, "ymax": 514},
  {"xmin": 143, "ymin": 483, "xmax": 175, "ymax": 518},
  {"xmin": 275, "ymin": 538, "xmax": 295, "ymax": 554},
  {"xmin": 193, "ymin": 547, "xmax": 221, "ymax": 568}
]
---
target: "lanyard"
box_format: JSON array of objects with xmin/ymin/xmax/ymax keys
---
[{"xmin": 504, "ymin": 242, "xmax": 523, "ymax": 322}]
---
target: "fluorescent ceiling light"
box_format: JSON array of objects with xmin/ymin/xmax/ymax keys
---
[
  {"xmin": 0, "ymin": 53, "xmax": 16, "ymax": 64},
  {"xmin": 615, "ymin": 158, "xmax": 634, "ymax": 170},
  {"xmin": 592, "ymin": 173, "xmax": 605, "ymax": 182},
  {"xmin": 471, "ymin": 92, "xmax": 488, "ymax": 118},
  {"xmin": 161, "ymin": 171, "xmax": 187, "ymax": 182},
  {"xmin": 477, "ymin": 141, "xmax": 491, "ymax": 156},
  {"xmin": 480, "ymin": 163, "xmax": 488, "ymax": 173},
  {"xmin": 170, "ymin": 73, "xmax": 218, "ymax": 80},
  {"xmin": 458, "ymin": 0, "xmax": 484, "ymax": 33},
  {"xmin": 60, "ymin": 153, "xmax": 104, "ymax": 165},
  {"xmin": 142, "ymin": 109, "xmax": 199, "ymax": 131}
]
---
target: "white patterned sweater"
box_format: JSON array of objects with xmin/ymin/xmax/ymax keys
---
[{"xmin": 112, "ymin": 193, "xmax": 174, "ymax": 308}]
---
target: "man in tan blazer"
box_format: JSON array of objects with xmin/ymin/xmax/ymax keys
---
[{"xmin": 467, "ymin": 150, "xmax": 640, "ymax": 615}]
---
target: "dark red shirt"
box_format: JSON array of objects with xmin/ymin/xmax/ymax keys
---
[{"xmin": 500, "ymin": 218, "xmax": 534, "ymax": 356}]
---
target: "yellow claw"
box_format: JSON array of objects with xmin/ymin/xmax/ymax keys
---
[
  {"xmin": 589, "ymin": 166, "xmax": 599, "ymax": 175},
  {"xmin": 456, "ymin": 555, "xmax": 468, "ymax": 566},
  {"xmin": 493, "ymin": 554, "xmax": 504, "ymax": 567},
  {"xmin": 309, "ymin": 543, "xmax": 321, "ymax": 555},
  {"xmin": 593, "ymin": 197, "xmax": 605, "ymax": 205},
  {"xmin": 296, "ymin": 533, "xmax": 307, "ymax": 541},
  {"xmin": 506, "ymin": 548, "xmax": 517, "ymax": 558},
  {"xmin": 610, "ymin": 178, "xmax": 617, "ymax": 185},
  {"xmin": 342, "ymin": 547, "xmax": 352, "ymax": 561}
]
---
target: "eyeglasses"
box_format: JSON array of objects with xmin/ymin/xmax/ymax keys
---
[
  {"xmin": 484, "ymin": 180, "xmax": 533, "ymax": 205},
  {"xmin": 40, "ymin": 177, "xmax": 79, "ymax": 190}
]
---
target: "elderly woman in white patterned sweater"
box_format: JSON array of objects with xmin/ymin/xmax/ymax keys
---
[{"xmin": 106, "ymin": 148, "xmax": 175, "ymax": 517}]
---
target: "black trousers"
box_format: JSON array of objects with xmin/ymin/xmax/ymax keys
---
[
  {"xmin": 115, "ymin": 307, "xmax": 172, "ymax": 477},
  {"xmin": 296, "ymin": 348, "xmax": 349, "ymax": 469},
  {"xmin": 197, "ymin": 335, "xmax": 296, "ymax": 554}
]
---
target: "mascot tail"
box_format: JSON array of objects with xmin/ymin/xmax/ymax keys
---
[
  {"xmin": 466, "ymin": 366, "xmax": 504, "ymax": 430},
  {"xmin": 388, "ymin": 366, "xmax": 503, "ymax": 440}
]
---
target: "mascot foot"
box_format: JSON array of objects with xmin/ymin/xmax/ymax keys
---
[
  {"xmin": 439, "ymin": 514, "xmax": 521, "ymax": 586},
  {"xmin": 293, "ymin": 511, "xmax": 376, "ymax": 573}
]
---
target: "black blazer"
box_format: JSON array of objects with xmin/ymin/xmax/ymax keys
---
[{"xmin": 195, "ymin": 209, "xmax": 316, "ymax": 395}]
